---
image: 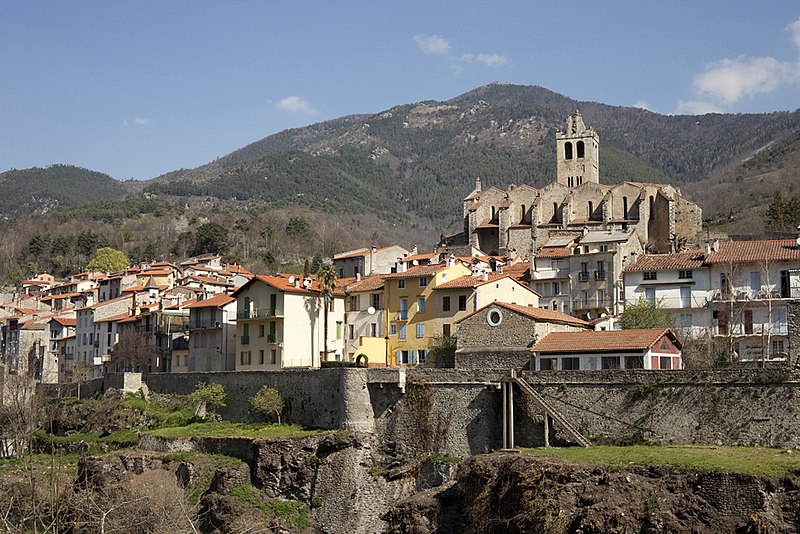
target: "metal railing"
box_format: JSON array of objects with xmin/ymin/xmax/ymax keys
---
[{"xmin": 237, "ymin": 307, "xmax": 282, "ymax": 320}]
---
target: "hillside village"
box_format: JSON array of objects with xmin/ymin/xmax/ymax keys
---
[{"xmin": 2, "ymin": 111, "xmax": 800, "ymax": 387}]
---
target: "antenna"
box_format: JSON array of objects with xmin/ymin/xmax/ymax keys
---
[
  {"xmin": 288, "ymin": 275, "xmax": 295, "ymax": 285},
  {"xmin": 412, "ymin": 259, "xmax": 419, "ymax": 266},
  {"xmin": 367, "ymin": 306, "xmax": 376, "ymax": 315},
  {"xmin": 586, "ymin": 311, "xmax": 596, "ymax": 320},
  {"xmin": 303, "ymin": 279, "xmax": 311, "ymax": 288}
]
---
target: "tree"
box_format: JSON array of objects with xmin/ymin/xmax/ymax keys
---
[
  {"xmin": 86, "ymin": 247, "xmax": 129, "ymax": 273},
  {"xmin": 285, "ymin": 216, "xmax": 310, "ymax": 236},
  {"xmin": 192, "ymin": 221, "xmax": 229, "ymax": 256},
  {"xmin": 309, "ymin": 252, "xmax": 324, "ymax": 274},
  {"xmin": 317, "ymin": 263, "xmax": 337, "ymax": 364},
  {"xmin": 427, "ymin": 335, "xmax": 457, "ymax": 368},
  {"xmin": 619, "ymin": 298, "xmax": 672, "ymax": 330},
  {"xmin": 250, "ymin": 386, "xmax": 285, "ymax": 424},
  {"xmin": 190, "ymin": 382, "xmax": 226, "ymax": 419}
]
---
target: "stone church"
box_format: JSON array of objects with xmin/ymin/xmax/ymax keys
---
[{"xmin": 441, "ymin": 111, "xmax": 703, "ymax": 259}]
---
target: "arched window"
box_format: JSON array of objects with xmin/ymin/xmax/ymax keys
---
[
  {"xmin": 521, "ymin": 204, "xmax": 527, "ymax": 223},
  {"xmin": 623, "ymin": 197, "xmax": 628, "ymax": 219},
  {"xmin": 564, "ymin": 142, "xmax": 573, "ymax": 160},
  {"xmin": 649, "ymin": 196, "xmax": 655, "ymax": 221},
  {"xmin": 553, "ymin": 202, "xmax": 559, "ymax": 223},
  {"xmin": 568, "ymin": 177, "xmax": 573, "ymax": 187},
  {"xmin": 491, "ymin": 206, "xmax": 496, "ymax": 222},
  {"xmin": 588, "ymin": 201, "xmax": 594, "ymax": 219},
  {"xmin": 577, "ymin": 141, "xmax": 585, "ymax": 158}
]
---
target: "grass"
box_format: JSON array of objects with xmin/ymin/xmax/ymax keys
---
[
  {"xmin": 230, "ymin": 484, "xmax": 310, "ymax": 528},
  {"xmin": 143, "ymin": 421, "xmax": 327, "ymax": 440},
  {"xmin": 119, "ymin": 394, "xmax": 196, "ymax": 428},
  {"xmin": 522, "ymin": 445, "xmax": 800, "ymax": 477}
]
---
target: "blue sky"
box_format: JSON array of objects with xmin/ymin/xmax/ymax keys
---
[{"xmin": 2, "ymin": 1, "xmax": 799, "ymax": 180}]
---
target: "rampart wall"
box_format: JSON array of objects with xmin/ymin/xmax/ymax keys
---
[{"xmin": 40, "ymin": 367, "xmax": 800, "ymax": 457}]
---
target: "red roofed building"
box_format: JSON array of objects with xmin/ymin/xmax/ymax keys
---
[
  {"xmin": 333, "ymin": 245, "xmax": 408, "ymax": 279},
  {"xmin": 179, "ymin": 293, "xmax": 236, "ymax": 373},
  {"xmin": 531, "ymin": 328, "xmax": 682, "ymax": 371}
]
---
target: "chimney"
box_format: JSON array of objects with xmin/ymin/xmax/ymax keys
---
[
  {"xmin": 475, "ymin": 176, "xmax": 482, "ymax": 193},
  {"xmin": 411, "ymin": 245, "xmax": 418, "ymax": 256},
  {"xmin": 356, "ymin": 272, "xmax": 362, "ymax": 282},
  {"xmin": 482, "ymin": 271, "xmax": 489, "ymax": 282}
]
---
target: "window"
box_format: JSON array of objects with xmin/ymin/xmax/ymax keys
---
[
  {"xmin": 659, "ymin": 356, "xmax": 672, "ymax": 370},
  {"xmin": 680, "ymin": 286, "xmax": 691, "ymax": 308},
  {"xmin": 744, "ymin": 309, "xmax": 753, "ymax": 335},
  {"xmin": 678, "ymin": 270, "xmax": 693, "ymax": 279},
  {"xmin": 271, "ymin": 349, "xmax": 277, "ymax": 364},
  {"xmin": 680, "ymin": 314, "xmax": 692, "ymax": 327},
  {"xmin": 552, "ymin": 282, "xmax": 560, "ymax": 296},
  {"xmin": 577, "ymin": 140, "xmax": 585, "ymax": 158},
  {"xmin": 397, "ymin": 279, "xmax": 405, "ymax": 289},
  {"xmin": 487, "ymin": 309, "xmax": 503, "ymax": 326},
  {"xmin": 643, "ymin": 271, "xmax": 657, "ymax": 281},
  {"xmin": 601, "ymin": 356, "xmax": 620, "ymax": 369},
  {"xmin": 398, "ymin": 350, "xmax": 410, "ymax": 365},
  {"xmin": 645, "ymin": 287, "xmax": 656, "ymax": 305},
  {"xmin": 442, "ymin": 296, "xmax": 451, "ymax": 312},
  {"xmin": 349, "ymin": 324, "xmax": 355, "ymax": 340},
  {"xmin": 259, "ymin": 324, "xmax": 265, "ymax": 337},
  {"xmin": 201, "ymin": 332, "xmax": 206, "ymax": 347},
  {"xmin": 240, "ymin": 351, "xmax": 251, "ymax": 365},
  {"xmin": 372, "ymin": 293, "xmax": 381, "ymax": 310},
  {"xmin": 370, "ymin": 323, "xmax": 377, "ymax": 337},
  {"xmin": 562, "ymin": 357, "xmax": 580, "ymax": 370},
  {"xmin": 596, "ymin": 289, "xmax": 605, "ymax": 307},
  {"xmin": 259, "ymin": 350, "xmax": 265, "ymax": 365},
  {"xmin": 419, "ymin": 277, "xmax": 428, "ymax": 288},
  {"xmin": 242, "ymin": 324, "xmax": 250, "ymax": 344},
  {"xmin": 269, "ymin": 321, "xmax": 276, "ymax": 342},
  {"xmin": 539, "ymin": 358, "xmax": 557, "ymax": 371},
  {"xmin": 398, "ymin": 324, "xmax": 406, "ymax": 339},
  {"xmin": 416, "ymin": 323, "xmax": 425, "ymax": 338},
  {"xmin": 390, "ymin": 323, "xmax": 397, "ymax": 336},
  {"xmin": 458, "ymin": 295, "xmax": 467, "ymax": 311},
  {"xmin": 399, "ymin": 299, "xmax": 408, "ymax": 320},
  {"xmin": 443, "ymin": 324, "xmax": 451, "ymax": 337},
  {"xmin": 417, "ymin": 297, "xmax": 425, "ymax": 313},
  {"xmin": 336, "ymin": 322, "xmax": 343, "ymax": 339},
  {"xmin": 418, "ymin": 349, "xmax": 428, "ymax": 364},
  {"xmin": 749, "ymin": 271, "xmax": 762, "ymax": 297},
  {"xmin": 564, "ymin": 141, "xmax": 573, "ymax": 160},
  {"xmin": 349, "ymin": 296, "xmax": 359, "ymax": 312},
  {"xmin": 624, "ymin": 356, "xmax": 644, "ymax": 369},
  {"xmin": 772, "ymin": 340, "xmax": 786, "ymax": 354}
]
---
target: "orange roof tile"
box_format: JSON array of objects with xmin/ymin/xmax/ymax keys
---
[
  {"xmin": 51, "ymin": 317, "xmax": 76, "ymax": 326},
  {"xmin": 383, "ymin": 263, "xmax": 455, "ymax": 279},
  {"xmin": 705, "ymin": 240, "xmax": 800, "ymax": 264},
  {"xmin": 624, "ymin": 250, "xmax": 706, "ymax": 272},
  {"xmin": 535, "ymin": 247, "xmax": 572, "ymax": 259},
  {"xmin": 185, "ymin": 293, "xmax": 235, "ymax": 308},
  {"xmin": 434, "ymin": 273, "xmax": 516, "ymax": 290},
  {"xmin": 232, "ymin": 274, "xmax": 345, "ymax": 297},
  {"xmin": 344, "ymin": 275, "xmax": 385, "ymax": 293},
  {"xmin": 455, "ymin": 301, "xmax": 590, "ymax": 327},
  {"xmin": 532, "ymin": 328, "xmax": 680, "ymax": 353}
]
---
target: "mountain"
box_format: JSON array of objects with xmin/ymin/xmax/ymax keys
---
[
  {"xmin": 0, "ymin": 165, "xmax": 127, "ymax": 217},
  {"xmin": 143, "ymin": 83, "xmax": 800, "ymax": 233}
]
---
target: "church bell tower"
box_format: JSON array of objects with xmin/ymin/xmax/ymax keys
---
[{"xmin": 556, "ymin": 110, "xmax": 599, "ymax": 187}]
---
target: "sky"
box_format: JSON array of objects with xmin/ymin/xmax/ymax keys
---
[{"xmin": 1, "ymin": 1, "xmax": 799, "ymax": 180}]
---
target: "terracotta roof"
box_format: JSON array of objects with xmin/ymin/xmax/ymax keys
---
[
  {"xmin": 382, "ymin": 263, "xmax": 453, "ymax": 279},
  {"xmin": 476, "ymin": 219, "xmax": 499, "ymax": 228},
  {"xmin": 51, "ymin": 317, "xmax": 76, "ymax": 326},
  {"xmin": 401, "ymin": 252, "xmax": 437, "ymax": 264},
  {"xmin": 21, "ymin": 321, "xmax": 48, "ymax": 330},
  {"xmin": 76, "ymin": 295, "xmax": 132, "ymax": 311},
  {"xmin": 535, "ymin": 247, "xmax": 572, "ymax": 259},
  {"xmin": 706, "ymin": 240, "xmax": 800, "ymax": 264},
  {"xmin": 532, "ymin": 328, "xmax": 679, "ymax": 353},
  {"xmin": 624, "ymin": 250, "xmax": 706, "ymax": 272},
  {"xmin": 455, "ymin": 301, "xmax": 590, "ymax": 328},
  {"xmin": 344, "ymin": 275, "xmax": 385, "ymax": 293},
  {"xmin": 232, "ymin": 274, "xmax": 345, "ymax": 297},
  {"xmin": 434, "ymin": 273, "xmax": 521, "ymax": 290},
  {"xmin": 185, "ymin": 293, "xmax": 235, "ymax": 309}
]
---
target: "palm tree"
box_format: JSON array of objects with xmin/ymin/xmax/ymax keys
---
[{"xmin": 317, "ymin": 264, "xmax": 337, "ymax": 363}]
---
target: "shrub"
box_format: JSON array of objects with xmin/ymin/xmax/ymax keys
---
[
  {"xmin": 190, "ymin": 383, "xmax": 226, "ymax": 419},
  {"xmin": 250, "ymin": 386, "xmax": 284, "ymax": 424}
]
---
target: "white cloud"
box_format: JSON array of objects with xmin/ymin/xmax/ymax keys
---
[
  {"xmin": 675, "ymin": 99, "xmax": 723, "ymax": 115},
  {"xmin": 134, "ymin": 117, "xmax": 152, "ymax": 125},
  {"xmin": 789, "ymin": 17, "xmax": 800, "ymax": 48},
  {"xmin": 693, "ymin": 56, "xmax": 797, "ymax": 104},
  {"xmin": 413, "ymin": 34, "xmax": 451, "ymax": 55},
  {"xmin": 476, "ymin": 53, "xmax": 508, "ymax": 67},
  {"xmin": 633, "ymin": 101, "xmax": 651, "ymax": 111},
  {"xmin": 276, "ymin": 96, "xmax": 317, "ymax": 114}
]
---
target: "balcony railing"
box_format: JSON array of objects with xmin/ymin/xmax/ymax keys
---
[
  {"xmin": 237, "ymin": 307, "xmax": 282, "ymax": 320},
  {"xmin": 573, "ymin": 298, "xmax": 609, "ymax": 311},
  {"xmin": 240, "ymin": 335, "xmax": 250, "ymax": 345},
  {"xmin": 191, "ymin": 320, "xmax": 222, "ymax": 329},
  {"xmin": 595, "ymin": 271, "xmax": 606, "ymax": 281},
  {"xmin": 530, "ymin": 267, "xmax": 570, "ymax": 280},
  {"xmin": 578, "ymin": 272, "xmax": 590, "ymax": 282},
  {"xmin": 267, "ymin": 334, "xmax": 277, "ymax": 343}
]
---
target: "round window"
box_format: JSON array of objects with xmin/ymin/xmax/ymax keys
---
[{"xmin": 487, "ymin": 309, "xmax": 503, "ymax": 326}]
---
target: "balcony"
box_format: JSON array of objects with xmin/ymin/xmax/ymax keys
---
[
  {"xmin": 237, "ymin": 307, "xmax": 282, "ymax": 320},
  {"xmin": 191, "ymin": 320, "xmax": 222, "ymax": 330},
  {"xmin": 578, "ymin": 272, "xmax": 591, "ymax": 282},
  {"xmin": 573, "ymin": 298, "xmax": 609, "ymax": 312},
  {"xmin": 240, "ymin": 335, "xmax": 250, "ymax": 345},
  {"xmin": 530, "ymin": 267, "xmax": 570, "ymax": 281},
  {"xmin": 594, "ymin": 271, "xmax": 606, "ymax": 281},
  {"xmin": 267, "ymin": 334, "xmax": 277, "ymax": 343}
]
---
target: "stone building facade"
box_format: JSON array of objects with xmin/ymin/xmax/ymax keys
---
[{"xmin": 441, "ymin": 111, "xmax": 702, "ymax": 259}]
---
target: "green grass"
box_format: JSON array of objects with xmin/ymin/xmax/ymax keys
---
[
  {"xmin": 143, "ymin": 421, "xmax": 326, "ymax": 440},
  {"xmin": 120, "ymin": 394, "xmax": 196, "ymax": 428},
  {"xmin": 522, "ymin": 445, "xmax": 800, "ymax": 477},
  {"xmin": 230, "ymin": 484, "xmax": 310, "ymax": 528}
]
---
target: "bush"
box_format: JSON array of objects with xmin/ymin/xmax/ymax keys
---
[{"xmin": 190, "ymin": 383, "xmax": 226, "ymax": 419}]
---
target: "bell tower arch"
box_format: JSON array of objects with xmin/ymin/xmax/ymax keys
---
[{"xmin": 556, "ymin": 110, "xmax": 599, "ymax": 187}]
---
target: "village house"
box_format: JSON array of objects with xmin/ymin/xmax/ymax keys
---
[
  {"xmin": 623, "ymin": 250, "xmax": 712, "ymax": 339},
  {"xmin": 705, "ymin": 240, "xmax": 800, "ymax": 364},
  {"xmin": 333, "ymin": 245, "xmax": 409, "ymax": 278},
  {"xmin": 48, "ymin": 316, "xmax": 76, "ymax": 384},
  {"xmin": 454, "ymin": 301, "xmax": 590, "ymax": 369},
  {"xmin": 231, "ymin": 274, "xmax": 345, "ymax": 369},
  {"xmin": 531, "ymin": 328, "xmax": 683, "ymax": 371},
  {"xmin": 183, "ymin": 293, "xmax": 236, "ymax": 372},
  {"xmin": 342, "ymin": 274, "xmax": 386, "ymax": 364}
]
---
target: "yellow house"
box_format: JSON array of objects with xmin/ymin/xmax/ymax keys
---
[
  {"xmin": 231, "ymin": 274, "xmax": 345, "ymax": 369},
  {"xmin": 383, "ymin": 260, "xmax": 471, "ymax": 366}
]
